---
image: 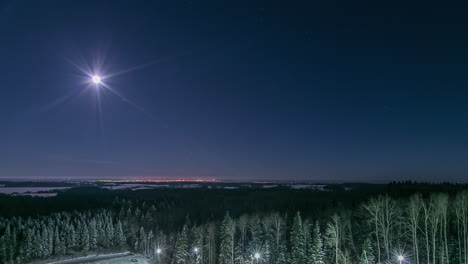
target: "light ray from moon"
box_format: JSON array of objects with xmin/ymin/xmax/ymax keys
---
[
  {"xmin": 101, "ymin": 57, "xmax": 171, "ymax": 79},
  {"xmin": 99, "ymin": 82, "xmax": 156, "ymax": 121}
]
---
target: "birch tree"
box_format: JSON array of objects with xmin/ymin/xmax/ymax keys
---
[
  {"xmin": 407, "ymin": 193, "xmax": 422, "ymax": 264},
  {"xmin": 326, "ymin": 214, "xmax": 341, "ymax": 264}
]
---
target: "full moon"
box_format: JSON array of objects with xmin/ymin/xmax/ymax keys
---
[{"xmin": 92, "ymin": 75, "xmax": 101, "ymax": 84}]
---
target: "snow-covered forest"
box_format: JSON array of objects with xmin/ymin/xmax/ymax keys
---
[{"xmin": 1, "ymin": 187, "xmax": 468, "ymax": 264}]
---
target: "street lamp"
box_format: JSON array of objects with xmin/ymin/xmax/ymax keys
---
[
  {"xmin": 194, "ymin": 247, "xmax": 199, "ymax": 253},
  {"xmin": 156, "ymin": 248, "xmax": 162, "ymax": 254},
  {"xmin": 398, "ymin": 255, "xmax": 404, "ymax": 264},
  {"xmin": 254, "ymin": 253, "xmax": 260, "ymax": 264}
]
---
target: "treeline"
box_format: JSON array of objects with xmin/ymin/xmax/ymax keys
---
[
  {"xmin": 1, "ymin": 188, "xmax": 468, "ymax": 263},
  {"xmin": 128, "ymin": 191, "xmax": 468, "ymax": 264},
  {"xmin": 0, "ymin": 210, "xmax": 126, "ymax": 263}
]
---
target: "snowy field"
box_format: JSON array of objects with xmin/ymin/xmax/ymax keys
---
[
  {"xmin": 101, "ymin": 183, "xmax": 202, "ymax": 190},
  {"xmin": 0, "ymin": 187, "xmax": 70, "ymax": 196},
  {"xmin": 102, "ymin": 184, "xmax": 169, "ymax": 190},
  {"xmin": 289, "ymin": 184, "xmax": 327, "ymax": 190},
  {"xmin": 0, "ymin": 183, "xmax": 332, "ymax": 196},
  {"xmin": 101, "ymin": 183, "xmax": 330, "ymax": 191}
]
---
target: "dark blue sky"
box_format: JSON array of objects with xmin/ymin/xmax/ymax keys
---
[{"xmin": 1, "ymin": 1, "xmax": 468, "ymax": 182}]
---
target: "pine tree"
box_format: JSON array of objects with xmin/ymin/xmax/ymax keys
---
[
  {"xmin": 291, "ymin": 212, "xmax": 306, "ymax": 264},
  {"xmin": 219, "ymin": 212, "xmax": 235, "ymax": 264}
]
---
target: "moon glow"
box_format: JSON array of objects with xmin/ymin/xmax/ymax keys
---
[{"xmin": 92, "ymin": 75, "xmax": 101, "ymax": 84}]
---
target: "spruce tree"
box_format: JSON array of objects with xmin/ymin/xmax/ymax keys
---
[
  {"xmin": 175, "ymin": 224, "xmax": 189, "ymax": 264},
  {"xmin": 147, "ymin": 230, "xmax": 154, "ymax": 256},
  {"xmin": 66, "ymin": 225, "xmax": 76, "ymax": 253},
  {"xmin": 47, "ymin": 225, "xmax": 54, "ymax": 256},
  {"xmin": 81, "ymin": 223, "xmax": 90, "ymax": 252},
  {"xmin": 0, "ymin": 237, "xmax": 7, "ymax": 264},
  {"xmin": 138, "ymin": 227, "xmax": 147, "ymax": 253},
  {"xmin": 89, "ymin": 219, "xmax": 98, "ymax": 250},
  {"xmin": 114, "ymin": 220, "xmax": 126, "ymax": 247},
  {"xmin": 219, "ymin": 212, "xmax": 235, "ymax": 264},
  {"xmin": 310, "ymin": 222, "xmax": 325, "ymax": 264},
  {"xmin": 41, "ymin": 224, "xmax": 51, "ymax": 257},
  {"xmin": 303, "ymin": 220, "xmax": 312, "ymax": 263},
  {"xmin": 359, "ymin": 238, "xmax": 376, "ymax": 264},
  {"xmin": 291, "ymin": 212, "xmax": 306, "ymax": 264},
  {"xmin": 106, "ymin": 216, "xmax": 114, "ymax": 247},
  {"xmin": 32, "ymin": 229, "xmax": 43, "ymax": 258},
  {"xmin": 2, "ymin": 226, "xmax": 11, "ymax": 263},
  {"xmin": 192, "ymin": 226, "xmax": 204, "ymax": 264},
  {"xmin": 24, "ymin": 229, "xmax": 33, "ymax": 260},
  {"xmin": 276, "ymin": 243, "xmax": 290, "ymax": 264},
  {"xmin": 53, "ymin": 226, "xmax": 62, "ymax": 255}
]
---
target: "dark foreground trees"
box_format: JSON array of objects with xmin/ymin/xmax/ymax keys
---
[{"xmin": 1, "ymin": 188, "xmax": 468, "ymax": 263}]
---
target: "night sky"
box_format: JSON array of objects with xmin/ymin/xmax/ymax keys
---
[{"xmin": 1, "ymin": 1, "xmax": 468, "ymax": 182}]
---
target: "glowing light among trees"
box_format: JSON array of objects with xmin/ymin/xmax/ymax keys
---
[{"xmin": 398, "ymin": 255, "xmax": 405, "ymax": 264}]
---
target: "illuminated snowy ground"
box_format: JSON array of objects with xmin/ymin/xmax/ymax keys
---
[
  {"xmin": 0, "ymin": 182, "xmax": 333, "ymax": 196},
  {"xmin": 38, "ymin": 253, "xmax": 148, "ymax": 264},
  {"xmin": 101, "ymin": 183, "xmax": 203, "ymax": 190},
  {"xmin": 0, "ymin": 187, "xmax": 70, "ymax": 196},
  {"xmin": 88, "ymin": 255, "xmax": 148, "ymax": 264}
]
